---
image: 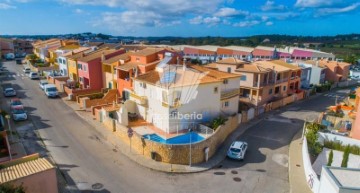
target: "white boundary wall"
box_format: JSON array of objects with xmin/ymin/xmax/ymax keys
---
[{"xmin": 302, "ymin": 138, "xmax": 320, "ymax": 193}]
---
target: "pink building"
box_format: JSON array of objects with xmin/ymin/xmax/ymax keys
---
[{"xmin": 77, "ymin": 49, "xmax": 126, "ymax": 90}]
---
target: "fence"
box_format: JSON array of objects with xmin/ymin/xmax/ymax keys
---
[
  {"xmin": 110, "ymin": 114, "xmax": 239, "ymax": 165},
  {"xmin": 63, "ymin": 86, "xmax": 101, "ymax": 101},
  {"xmin": 302, "ymin": 138, "xmax": 320, "ymax": 193}
]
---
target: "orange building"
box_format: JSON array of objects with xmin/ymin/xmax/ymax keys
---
[
  {"xmin": 306, "ymin": 60, "xmax": 351, "ymax": 83},
  {"xmin": 116, "ymin": 47, "xmax": 181, "ymax": 99}
]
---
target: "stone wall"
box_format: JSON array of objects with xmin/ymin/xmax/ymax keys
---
[{"xmin": 112, "ymin": 115, "xmax": 239, "ymax": 165}]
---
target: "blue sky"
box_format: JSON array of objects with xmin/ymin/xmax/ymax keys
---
[{"xmin": 1, "ymin": 0, "xmax": 360, "ymax": 37}]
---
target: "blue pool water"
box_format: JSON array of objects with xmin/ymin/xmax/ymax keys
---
[{"xmin": 143, "ymin": 132, "xmax": 204, "ymax": 144}]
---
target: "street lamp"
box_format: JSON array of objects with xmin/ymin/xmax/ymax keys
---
[
  {"xmin": 5, "ymin": 114, "xmax": 13, "ymax": 141},
  {"xmin": 189, "ymin": 127, "xmax": 192, "ymax": 167}
]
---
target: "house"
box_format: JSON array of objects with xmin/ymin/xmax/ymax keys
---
[
  {"xmin": 59, "ymin": 47, "xmax": 91, "ymax": 77},
  {"xmin": 252, "ymin": 46, "xmax": 277, "ymax": 60},
  {"xmin": 207, "ymin": 58, "xmax": 276, "ymax": 106},
  {"xmin": 32, "ymin": 39, "xmax": 78, "ymax": 62},
  {"xmin": 77, "ymin": 48, "xmax": 126, "ymax": 90},
  {"xmin": 116, "ymin": 47, "xmax": 181, "ymax": 99},
  {"xmin": 51, "ymin": 44, "xmax": 80, "ymax": 68},
  {"xmin": 66, "ymin": 48, "xmax": 101, "ymax": 82},
  {"xmin": 102, "ymin": 52, "xmax": 131, "ymax": 90},
  {"xmin": 12, "ymin": 39, "xmax": 33, "ymax": 57},
  {"xmin": 254, "ymin": 60, "xmax": 292, "ymax": 99},
  {"xmin": 0, "ymin": 155, "xmax": 58, "ymax": 193},
  {"xmin": 270, "ymin": 60, "xmax": 302, "ymax": 95},
  {"xmin": 0, "ymin": 38, "xmax": 14, "ymax": 58},
  {"xmin": 183, "ymin": 45, "xmax": 218, "ymax": 64},
  {"xmin": 289, "ymin": 62, "xmax": 313, "ymax": 89},
  {"xmin": 216, "ymin": 46, "xmax": 254, "ymax": 61},
  {"xmin": 306, "ymin": 60, "xmax": 351, "ymax": 83},
  {"xmin": 292, "ymin": 47, "xmax": 335, "ymax": 60},
  {"xmin": 350, "ymin": 88, "xmax": 360, "ymax": 140},
  {"xmin": 295, "ymin": 61, "xmax": 326, "ymax": 85},
  {"xmin": 126, "ymin": 63, "xmax": 240, "ymax": 134}
]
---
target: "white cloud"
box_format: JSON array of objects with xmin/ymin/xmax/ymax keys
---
[
  {"xmin": 266, "ymin": 21, "xmax": 273, "ymax": 26},
  {"xmin": 189, "ymin": 16, "xmax": 204, "ymax": 25},
  {"xmin": 203, "ymin": 17, "xmax": 221, "ymax": 26},
  {"xmin": 214, "ymin": 7, "xmax": 249, "ymax": 17},
  {"xmin": 189, "ymin": 16, "xmax": 221, "ymax": 26},
  {"xmin": 74, "ymin": 8, "xmax": 83, "ymax": 14},
  {"xmin": 316, "ymin": 2, "xmax": 360, "ymax": 16},
  {"xmin": 0, "ymin": 3, "xmax": 16, "ymax": 9},
  {"xmin": 261, "ymin": 1, "xmax": 286, "ymax": 11},
  {"xmin": 233, "ymin": 20, "xmax": 260, "ymax": 27},
  {"xmin": 295, "ymin": 0, "xmax": 339, "ymax": 8}
]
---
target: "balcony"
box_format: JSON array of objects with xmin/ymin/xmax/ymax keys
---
[
  {"xmin": 221, "ymin": 89, "xmax": 240, "ymax": 100},
  {"xmin": 130, "ymin": 92, "xmax": 147, "ymax": 106},
  {"xmin": 275, "ymin": 78, "xmax": 288, "ymax": 84},
  {"xmin": 162, "ymin": 101, "xmax": 181, "ymax": 108}
]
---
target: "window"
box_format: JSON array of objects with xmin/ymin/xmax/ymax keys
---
[
  {"xmin": 227, "ymin": 67, "xmax": 231, "ymax": 73},
  {"xmin": 78, "ymin": 64, "xmax": 82, "ymax": 70},
  {"xmin": 240, "ymin": 75, "xmax": 246, "ymax": 81},
  {"xmin": 224, "ymin": 101, "xmax": 229, "ymax": 107},
  {"xmin": 79, "ymin": 77, "xmax": 83, "ymax": 82},
  {"xmin": 223, "ymin": 79, "xmax": 228, "ymax": 84},
  {"xmin": 283, "ymin": 86, "xmax": 286, "ymax": 91},
  {"xmin": 275, "ymin": 86, "xmax": 280, "ymax": 94},
  {"xmin": 139, "ymin": 82, "xmax": 146, "ymax": 89},
  {"xmin": 83, "ymin": 65, "xmax": 87, "ymax": 72},
  {"xmin": 269, "ymin": 89, "xmax": 273, "ymax": 94},
  {"xmin": 214, "ymin": 87, "xmax": 218, "ymax": 94},
  {"xmin": 136, "ymin": 57, "xmax": 140, "ymax": 62}
]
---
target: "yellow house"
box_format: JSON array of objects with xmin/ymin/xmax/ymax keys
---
[
  {"xmin": 102, "ymin": 52, "xmax": 130, "ymax": 89},
  {"xmin": 66, "ymin": 52, "xmax": 85, "ymax": 82},
  {"xmin": 50, "ymin": 44, "xmax": 80, "ymax": 68}
]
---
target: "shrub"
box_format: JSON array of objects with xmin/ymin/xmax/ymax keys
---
[
  {"xmin": 341, "ymin": 145, "xmax": 350, "ymax": 168},
  {"xmin": 327, "ymin": 150, "xmax": 333, "ymax": 166},
  {"xmin": 211, "ymin": 117, "xmax": 227, "ymax": 130},
  {"xmin": 323, "ymin": 140, "xmax": 360, "ymax": 155},
  {"xmin": 0, "ymin": 183, "xmax": 25, "ymax": 193},
  {"xmin": 306, "ymin": 125, "xmax": 323, "ymax": 156}
]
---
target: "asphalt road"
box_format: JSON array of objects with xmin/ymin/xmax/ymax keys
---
[{"xmin": 0, "ymin": 60, "xmax": 351, "ymax": 193}]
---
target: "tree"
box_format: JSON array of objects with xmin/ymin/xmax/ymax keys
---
[
  {"xmin": 327, "ymin": 150, "xmax": 333, "ymax": 166},
  {"xmin": 341, "ymin": 145, "xmax": 350, "ymax": 168},
  {"xmin": 0, "ymin": 183, "xmax": 25, "ymax": 193}
]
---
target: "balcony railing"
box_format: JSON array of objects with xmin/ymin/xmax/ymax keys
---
[
  {"xmin": 275, "ymin": 78, "xmax": 288, "ymax": 84},
  {"xmin": 221, "ymin": 89, "xmax": 239, "ymax": 100},
  {"xmin": 130, "ymin": 92, "xmax": 147, "ymax": 106}
]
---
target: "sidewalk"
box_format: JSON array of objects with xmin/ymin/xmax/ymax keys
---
[
  {"xmin": 288, "ymin": 129, "xmax": 312, "ymax": 193},
  {"xmin": 61, "ymin": 96, "xmax": 265, "ymax": 173}
]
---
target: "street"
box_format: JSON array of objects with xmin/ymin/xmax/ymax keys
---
[{"xmin": 0, "ymin": 60, "xmax": 350, "ymax": 193}]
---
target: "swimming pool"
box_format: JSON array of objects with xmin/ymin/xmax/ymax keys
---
[{"xmin": 143, "ymin": 132, "xmax": 204, "ymax": 144}]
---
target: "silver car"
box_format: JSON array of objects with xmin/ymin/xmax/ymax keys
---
[
  {"xmin": 11, "ymin": 106, "xmax": 28, "ymax": 121},
  {"xmin": 3, "ymin": 88, "xmax": 17, "ymax": 97},
  {"xmin": 227, "ymin": 141, "xmax": 248, "ymax": 160}
]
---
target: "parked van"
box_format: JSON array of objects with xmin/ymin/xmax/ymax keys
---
[{"xmin": 44, "ymin": 84, "xmax": 58, "ymax": 98}]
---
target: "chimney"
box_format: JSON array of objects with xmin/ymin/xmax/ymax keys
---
[
  {"xmin": 113, "ymin": 100, "xmax": 116, "ymax": 107},
  {"xmin": 134, "ymin": 67, "xmax": 138, "ymax": 78},
  {"xmin": 101, "ymin": 53, "xmax": 105, "ymax": 61}
]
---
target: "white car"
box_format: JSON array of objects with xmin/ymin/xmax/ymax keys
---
[
  {"xmin": 39, "ymin": 80, "xmax": 48, "ymax": 90},
  {"xmin": 29, "ymin": 72, "xmax": 39, "ymax": 79},
  {"xmin": 11, "ymin": 106, "xmax": 28, "ymax": 121},
  {"xmin": 44, "ymin": 84, "xmax": 58, "ymax": 98},
  {"xmin": 227, "ymin": 141, "xmax": 248, "ymax": 160},
  {"xmin": 23, "ymin": 67, "xmax": 31, "ymax": 73},
  {"xmin": 3, "ymin": 87, "xmax": 17, "ymax": 97}
]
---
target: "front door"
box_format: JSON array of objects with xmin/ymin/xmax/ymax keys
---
[{"xmin": 108, "ymin": 82, "xmax": 112, "ymax": 89}]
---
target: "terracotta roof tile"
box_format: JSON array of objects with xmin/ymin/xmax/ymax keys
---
[{"xmin": 0, "ymin": 158, "xmax": 55, "ymax": 183}]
